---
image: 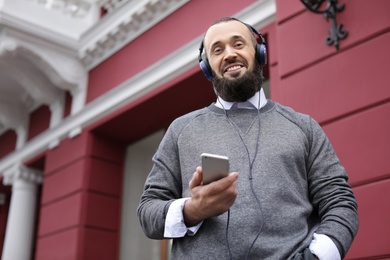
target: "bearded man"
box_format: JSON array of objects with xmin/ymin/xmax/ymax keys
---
[{"xmin": 137, "ymin": 17, "xmax": 358, "ymax": 260}]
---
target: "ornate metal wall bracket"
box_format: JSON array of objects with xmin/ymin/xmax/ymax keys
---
[{"xmin": 300, "ymin": 0, "xmax": 348, "ymax": 51}]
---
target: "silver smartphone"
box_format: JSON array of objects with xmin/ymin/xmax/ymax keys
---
[{"xmin": 201, "ymin": 153, "xmax": 229, "ymax": 184}]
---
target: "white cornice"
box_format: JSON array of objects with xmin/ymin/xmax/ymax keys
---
[
  {"xmin": 1, "ymin": 0, "xmax": 190, "ymax": 69},
  {"xmin": 0, "ymin": 1, "xmax": 82, "ymax": 49},
  {"xmin": 79, "ymin": 0, "xmax": 190, "ymax": 70},
  {"xmin": 0, "ymin": 0, "xmax": 276, "ymax": 173}
]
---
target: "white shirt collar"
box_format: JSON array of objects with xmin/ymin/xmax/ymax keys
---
[{"xmin": 215, "ymin": 88, "xmax": 267, "ymax": 110}]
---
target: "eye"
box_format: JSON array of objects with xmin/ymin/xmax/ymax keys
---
[
  {"xmin": 234, "ymin": 41, "xmax": 244, "ymax": 49},
  {"xmin": 212, "ymin": 46, "xmax": 223, "ymax": 55}
]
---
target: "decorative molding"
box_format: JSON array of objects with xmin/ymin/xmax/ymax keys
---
[
  {"xmin": 28, "ymin": 0, "xmax": 95, "ymax": 19},
  {"xmin": 1, "ymin": 0, "xmax": 190, "ymax": 70},
  {"xmin": 0, "ymin": 0, "xmax": 276, "ymax": 174},
  {"xmin": 15, "ymin": 124, "xmax": 28, "ymax": 150},
  {"xmin": 0, "ymin": 37, "xmax": 18, "ymax": 54},
  {"xmin": 101, "ymin": 0, "xmax": 130, "ymax": 14},
  {"xmin": 79, "ymin": 0, "xmax": 190, "ymax": 70},
  {"xmin": 49, "ymin": 92, "xmax": 66, "ymax": 128},
  {"xmin": 0, "ymin": 0, "xmax": 98, "ymax": 43},
  {"xmin": 2, "ymin": 164, "xmax": 43, "ymax": 185},
  {"xmin": 12, "ymin": 38, "xmax": 87, "ymax": 91},
  {"xmin": 0, "ymin": 32, "xmax": 88, "ymax": 111},
  {"xmin": 0, "ymin": 31, "xmax": 88, "ymax": 146}
]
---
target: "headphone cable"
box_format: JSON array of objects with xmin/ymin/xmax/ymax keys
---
[
  {"xmin": 245, "ymin": 94, "xmax": 264, "ymax": 259},
  {"xmin": 217, "ymin": 95, "xmax": 264, "ymax": 259},
  {"xmin": 226, "ymin": 208, "xmax": 233, "ymax": 260}
]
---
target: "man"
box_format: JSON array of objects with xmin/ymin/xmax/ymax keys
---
[{"xmin": 137, "ymin": 17, "xmax": 358, "ymax": 259}]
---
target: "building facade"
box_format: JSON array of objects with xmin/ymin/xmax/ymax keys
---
[{"xmin": 0, "ymin": 0, "xmax": 389, "ymax": 259}]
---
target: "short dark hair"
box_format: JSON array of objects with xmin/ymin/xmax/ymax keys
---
[
  {"xmin": 210, "ymin": 17, "xmax": 240, "ymax": 26},
  {"xmin": 210, "ymin": 17, "xmax": 258, "ymax": 47}
]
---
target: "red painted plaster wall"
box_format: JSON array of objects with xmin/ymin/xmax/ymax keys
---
[
  {"xmin": 0, "ymin": 183, "xmax": 11, "ymax": 258},
  {"xmin": 274, "ymin": 0, "xmax": 390, "ymax": 259},
  {"xmin": 87, "ymin": 0, "xmax": 257, "ymax": 102},
  {"xmin": 28, "ymin": 105, "xmax": 51, "ymax": 141},
  {"xmin": 323, "ymin": 102, "xmax": 390, "ymax": 258},
  {"xmin": 0, "ymin": 131, "xmax": 16, "ymax": 160},
  {"xmin": 279, "ymin": 31, "xmax": 390, "ymax": 124},
  {"xmin": 35, "ymin": 131, "xmax": 125, "ymax": 260},
  {"xmin": 1, "ymin": 1, "xmax": 386, "ymax": 259}
]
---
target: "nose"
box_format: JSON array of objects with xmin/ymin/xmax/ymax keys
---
[{"xmin": 223, "ymin": 46, "xmax": 237, "ymax": 61}]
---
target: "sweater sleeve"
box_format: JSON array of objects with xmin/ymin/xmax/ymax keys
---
[
  {"xmin": 306, "ymin": 117, "xmax": 359, "ymax": 258},
  {"xmin": 137, "ymin": 124, "xmax": 183, "ymax": 239}
]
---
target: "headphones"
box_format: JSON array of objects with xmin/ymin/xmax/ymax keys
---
[{"xmin": 198, "ymin": 23, "xmax": 267, "ymax": 81}]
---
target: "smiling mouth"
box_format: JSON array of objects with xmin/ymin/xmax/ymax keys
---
[
  {"xmin": 223, "ymin": 64, "xmax": 245, "ymax": 78},
  {"xmin": 225, "ymin": 65, "xmax": 242, "ymax": 72}
]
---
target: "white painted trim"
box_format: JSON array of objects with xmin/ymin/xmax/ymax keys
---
[
  {"xmin": 79, "ymin": 0, "xmax": 191, "ymax": 70},
  {"xmin": 0, "ymin": 7, "xmax": 78, "ymax": 51},
  {"xmin": 236, "ymin": 0, "xmax": 276, "ymax": 29},
  {"xmin": 0, "ymin": 0, "xmax": 276, "ymax": 173}
]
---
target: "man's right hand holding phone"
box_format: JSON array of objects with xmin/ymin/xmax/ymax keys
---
[{"xmin": 183, "ymin": 166, "xmax": 239, "ymax": 227}]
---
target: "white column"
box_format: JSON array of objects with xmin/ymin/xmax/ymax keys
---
[{"xmin": 1, "ymin": 165, "xmax": 43, "ymax": 260}]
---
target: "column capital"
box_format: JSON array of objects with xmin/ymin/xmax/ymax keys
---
[{"xmin": 2, "ymin": 164, "xmax": 43, "ymax": 186}]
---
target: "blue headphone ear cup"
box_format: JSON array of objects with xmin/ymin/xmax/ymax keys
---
[
  {"xmin": 199, "ymin": 60, "xmax": 213, "ymax": 81},
  {"xmin": 256, "ymin": 43, "xmax": 267, "ymax": 66}
]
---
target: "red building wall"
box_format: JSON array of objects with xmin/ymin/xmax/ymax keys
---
[
  {"xmin": 0, "ymin": 131, "xmax": 16, "ymax": 160},
  {"xmin": 34, "ymin": 132, "xmax": 125, "ymax": 260},
  {"xmin": 1, "ymin": 0, "xmax": 389, "ymax": 259},
  {"xmin": 28, "ymin": 105, "xmax": 51, "ymax": 141},
  {"xmin": 87, "ymin": 0, "xmax": 258, "ymax": 103},
  {"xmin": 274, "ymin": 0, "xmax": 390, "ymax": 258}
]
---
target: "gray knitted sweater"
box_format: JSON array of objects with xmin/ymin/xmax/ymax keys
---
[{"xmin": 137, "ymin": 100, "xmax": 358, "ymax": 259}]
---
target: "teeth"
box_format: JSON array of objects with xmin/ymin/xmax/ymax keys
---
[{"xmin": 227, "ymin": 66, "xmax": 241, "ymax": 71}]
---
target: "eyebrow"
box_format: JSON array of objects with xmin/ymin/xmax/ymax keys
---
[{"xmin": 209, "ymin": 35, "xmax": 245, "ymax": 52}]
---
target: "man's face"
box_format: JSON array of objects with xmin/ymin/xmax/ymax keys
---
[
  {"xmin": 204, "ymin": 21, "xmax": 262, "ymax": 102},
  {"xmin": 204, "ymin": 20, "xmax": 256, "ymax": 79}
]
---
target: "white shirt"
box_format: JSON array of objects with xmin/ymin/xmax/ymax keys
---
[
  {"xmin": 215, "ymin": 88, "xmax": 267, "ymax": 110},
  {"xmin": 163, "ymin": 89, "xmax": 340, "ymax": 260}
]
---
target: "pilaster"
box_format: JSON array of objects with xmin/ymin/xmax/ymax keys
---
[{"xmin": 1, "ymin": 164, "xmax": 43, "ymax": 260}]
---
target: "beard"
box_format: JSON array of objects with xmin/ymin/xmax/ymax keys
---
[{"xmin": 212, "ymin": 60, "xmax": 263, "ymax": 102}]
